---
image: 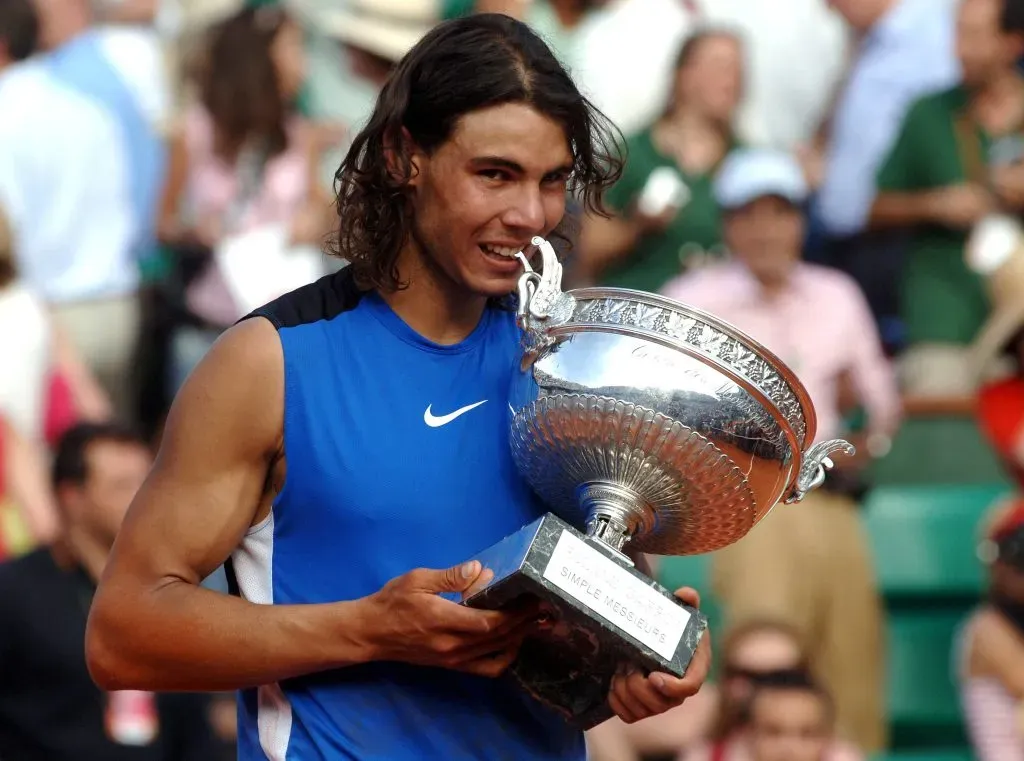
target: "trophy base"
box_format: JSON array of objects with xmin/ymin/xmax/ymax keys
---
[{"xmin": 456, "ymin": 514, "xmax": 708, "ymax": 729}]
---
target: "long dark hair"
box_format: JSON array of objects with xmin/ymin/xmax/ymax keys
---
[
  {"xmin": 196, "ymin": 6, "xmax": 291, "ymax": 162},
  {"xmin": 661, "ymin": 27, "xmax": 744, "ymax": 121},
  {"xmin": 331, "ymin": 13, "xmax": 624, "ymax": 293}
]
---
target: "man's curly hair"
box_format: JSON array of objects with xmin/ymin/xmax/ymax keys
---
[{"xmin": 329, "ymin": 13, "xmax": 624, "ymax": 293}]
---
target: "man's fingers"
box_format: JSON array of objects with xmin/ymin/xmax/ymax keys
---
[
  {"xmin": 649, "ymin": 628, "xmax": 713, "ymax": 702},
  {"xmin": 610, "ymin": 670, "xmax": 654, "ymax": 723},
  {"xmin": 428, "ymin": 596, "xmax": 536, "ymax": 635},
  {"xmin": 453, "ymin": 625, "xmax": 531, "ymax": 663},
  {"xmin": 461, "ymin": 567, "xmax": 496, "ymax": 600},
  {"xmin": 458, "ymin": 643, "xmax": 521, "ymax": 678},
  {"xmin": 672, "ymin": 586, "xmax": 700, "ymax": 609},
  {"xmin": 607, "ymin": 687, "xmax": 640, "ymax": 724},
  {"xmin": 623, "ymin": 669, "xmax": 674, "ymax": 715}
]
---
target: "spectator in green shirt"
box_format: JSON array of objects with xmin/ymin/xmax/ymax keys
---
[
  {"xmin": 576, "ymin": 29, "xmax": 744, "ymax": 292},
  {"xmin": 870, "ymin": 0, "xmax": 1024, "ymax": 396}
]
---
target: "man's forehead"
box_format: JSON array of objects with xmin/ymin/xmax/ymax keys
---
[{"xmin": 446, "ymin": 104, "xmax": 574, "ymax": 171}]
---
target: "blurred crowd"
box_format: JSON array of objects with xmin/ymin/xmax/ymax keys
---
[{"xmin": 4, "ymin": 0, "xmax": 1024, "ymax": 759}]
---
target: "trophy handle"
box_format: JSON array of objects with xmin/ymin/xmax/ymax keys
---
[
  {"xmin": 515, "ymin": 236, "xmax": 577, "ymax": 336},
  {"xmin": 784, "ymin": 439, "xmax": 856, "ymax": 504}
]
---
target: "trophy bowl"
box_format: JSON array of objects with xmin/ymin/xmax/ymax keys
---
[
  {"xmin": 460, "ymin": 237, "xmax": 853, "ymax": 728},
  {"xmin": 510, "ymin": 290, "xmax": 817, "ymax": 557}
]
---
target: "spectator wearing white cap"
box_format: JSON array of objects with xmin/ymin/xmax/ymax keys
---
[{"xmin": 662, "ymin": 148, "xmax": 900, "ymax": 754}]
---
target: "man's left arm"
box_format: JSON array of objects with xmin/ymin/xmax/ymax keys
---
[
  {"xmin": 842, "ymin": 279, "xmax": 902, "ymax": 454},
  {"xmin": 610, "ymin": 548, "xmax": 711, "ymax": 724}
]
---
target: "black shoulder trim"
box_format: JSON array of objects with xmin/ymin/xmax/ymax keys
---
[{"xmin": 240, "ymin": 265, "xmax": 365, "ymax": 331}]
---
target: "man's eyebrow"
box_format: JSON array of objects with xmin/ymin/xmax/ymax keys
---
[
  {"xmin": 470, "ymin": 156, "xmax": 525, "ymax": 173},
  {"xmin": 469, "ymin": 157, "xmax": 575, "ymax": 176},
  {"xmin": 545, "ymin": 163, "xmax": 575, "ymax": 177}
]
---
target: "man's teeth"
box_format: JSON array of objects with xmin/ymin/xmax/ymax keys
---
[{"xmin": 481, "ymin": 244, "xmax": 520, "ymax": 258}]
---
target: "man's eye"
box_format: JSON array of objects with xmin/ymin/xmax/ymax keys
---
[{"xmin": 480, "ymin": 169, "xmax": 511, "ymax": 181}]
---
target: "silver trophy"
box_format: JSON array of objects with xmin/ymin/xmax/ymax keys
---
[{"xmin": 459, "ymin": 237, "xmax": 854, "ymax": 728}]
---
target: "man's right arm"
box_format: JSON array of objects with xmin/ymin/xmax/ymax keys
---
[
  {"xmin": 87, "ymin": 317, "xmax": 534, "ymax": 692},
  {"xmin": 86, "ymin": 318, "xmax": 374, "ymax": 691}
]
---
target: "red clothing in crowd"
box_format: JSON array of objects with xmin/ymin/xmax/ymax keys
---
[{"xmin": 979, "ymin": 377, "xmax": 1024, "ymax": 491}]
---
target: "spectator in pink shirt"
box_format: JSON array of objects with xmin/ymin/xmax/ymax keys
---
[{"xmin": 661, "ymin": 148, "xmax": 901, "ymax": 753}]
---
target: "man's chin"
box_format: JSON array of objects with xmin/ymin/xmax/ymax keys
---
[
  {"xmin": 477, "ymin": 281, "xmax": 520, "ymax": 301},
  {"xmin": 466, "ymin": 270, "xmax": 521, "ymax": 300}
]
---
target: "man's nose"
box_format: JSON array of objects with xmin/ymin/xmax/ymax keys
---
[{"xmin": 502, "ymin": 186, "xmax": 546, "ymax": 233}]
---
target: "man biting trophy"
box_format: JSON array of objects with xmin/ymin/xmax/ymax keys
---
[{"xmin": 85, "ymin": 12, "xmax": 849, "ymax": 760}]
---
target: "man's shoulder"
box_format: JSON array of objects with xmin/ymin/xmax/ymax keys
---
[
  {"xmin": 0, "ymin": 61, "xmax": 50, "ymax": 132},
  {"xmin": 0, "ymin": 55, "xmax": 111, "ymax": 138},
  {"xmin": 243, "ymin": 266, "xmax": 364, "ymax": 332},
  {"xmin": 0, "ymin": 58, "xmax": 48, "ymax": 95}
]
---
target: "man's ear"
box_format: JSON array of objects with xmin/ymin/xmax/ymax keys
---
[{"xmin": 384, "ymin": 126, "xmax": 424, "ymax": 187}]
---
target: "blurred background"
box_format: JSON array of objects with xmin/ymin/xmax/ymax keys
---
[{"xmin": 3, "ymin": 0, "xmax": 1024, "ymax": 759}]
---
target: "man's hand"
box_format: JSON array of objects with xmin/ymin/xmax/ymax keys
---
[
  {"xmin": 607, "ymin": 587, "xmax": 712, "ymax": 724},
  {"xmin": 358, "ymin": 561, "xmax": 538, "ymax": 678},
  {"xmin": 991, "ymin": 163, "xmax": 1024, "ymax": 210},
  {"xmin": 924, "ymin": 183, "xmax": 995, "ymax": 229}
]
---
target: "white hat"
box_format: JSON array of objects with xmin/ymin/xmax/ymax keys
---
[
  {"xmin": 714, "ymin": 148, "xmax": 809, "ymax": 211},
  {"xmin": 288, "ymin": 0, "xmax": 435, "ymax": 62}
]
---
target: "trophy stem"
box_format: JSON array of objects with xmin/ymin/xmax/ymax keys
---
[{"xmin": 578, "ymin": 482, "xmax": 655, "ymax": 561}]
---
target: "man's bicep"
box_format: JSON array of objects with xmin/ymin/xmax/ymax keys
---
[{"xmin": 106, "ymin": 319, "xmax": 285, "ymax": 588}]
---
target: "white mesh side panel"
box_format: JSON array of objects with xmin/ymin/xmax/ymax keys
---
[{"xmin": 233, "ymin": 514, "xmax": 293, "ymax": 760}]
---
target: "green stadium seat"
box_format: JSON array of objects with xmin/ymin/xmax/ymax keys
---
[
  {"xmin": 654, "ymin": 554, "xmax": 719, "ymax": 624},
  {"xmin": 655, "ymin": 554, "xmax": 711, "ymax": 599},
  {"xmin": 870, "ymin": 751, "xmax": 973, "ymax": 761},
  {"xmin": 869, "ymin": 416, "xmax": 1008, "ymax": 486},
  {"xmin": 885, "ymin": 609, "xmax": 970, "ymax": 749},
  {"xmin": 864, "ymin": 484, "xmax": 1012, "ymax": 600}
]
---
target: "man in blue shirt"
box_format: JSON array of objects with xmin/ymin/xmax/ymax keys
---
[{"xmin": 86, "ymin": 13, "xmax": 710, "ymax": 759}]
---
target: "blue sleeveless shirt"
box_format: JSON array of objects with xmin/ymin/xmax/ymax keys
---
[{"xmin": 228, "ymin": 268, "xmax": 586, "ymax": 760}]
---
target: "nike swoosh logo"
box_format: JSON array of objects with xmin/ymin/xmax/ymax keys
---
[{"xmin": 424, "ymin": 400, "xmax": 488, "ymax": 428}]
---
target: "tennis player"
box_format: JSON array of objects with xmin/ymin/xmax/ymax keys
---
[{"xmin": 87, "ymin": 13, "xmax": 711, "ymax": 760}]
